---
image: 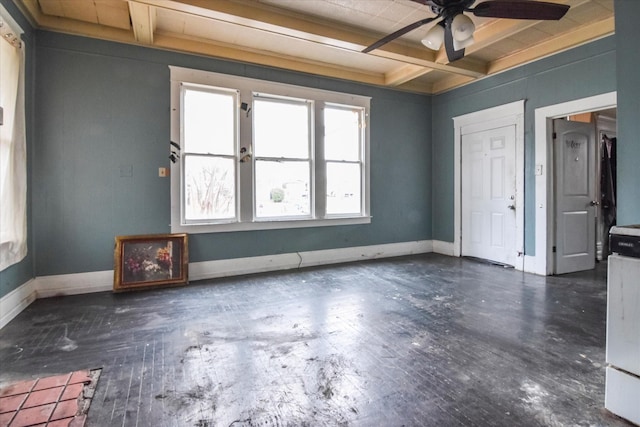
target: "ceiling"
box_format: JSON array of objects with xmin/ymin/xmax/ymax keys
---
[{"xmin": 14, "ymin": 0, "xmax": 615, "ymax": 94}]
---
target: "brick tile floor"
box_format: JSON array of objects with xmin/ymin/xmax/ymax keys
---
[{"xmin": 0, "ymin": 370, "xmax": 99, "ymax": 427}]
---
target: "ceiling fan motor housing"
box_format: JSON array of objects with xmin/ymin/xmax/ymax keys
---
[{"xmin": 429, "ymin": 0, "xmax": 477, "ymax": 17}]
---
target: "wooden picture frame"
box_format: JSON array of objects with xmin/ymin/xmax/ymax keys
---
[{"xmin": 113, "ymin": 233, "xmax": 188, "ymax": 292}]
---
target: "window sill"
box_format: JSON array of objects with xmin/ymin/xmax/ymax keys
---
[{"xmin": 170, "ymin": 216, "xmax": 372, "ymax": 234}]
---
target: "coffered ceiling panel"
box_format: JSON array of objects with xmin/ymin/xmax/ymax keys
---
[{"xmin": 16, "ymin": 0, "xmax": 615, "ymax": 94}]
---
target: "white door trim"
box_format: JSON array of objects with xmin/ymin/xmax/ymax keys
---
[
  {"xmin": 453, "ymin": 100, "xmax": 525, "ymax": 270},
  {"xmin": 533, "ymin": 91, "xmax": 617, "ymax": 275}
]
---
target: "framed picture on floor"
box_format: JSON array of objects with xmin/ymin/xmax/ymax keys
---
[{"xmin": 113, "ymin": 233, "xmax": 188, "ymax": 291}]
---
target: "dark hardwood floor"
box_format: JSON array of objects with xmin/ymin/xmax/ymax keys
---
[{"xmin": 0, "ymin": 254, "xmax": 633, "ymax": 426}]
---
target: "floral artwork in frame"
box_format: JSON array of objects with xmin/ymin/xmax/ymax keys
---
[{"xmin": 113, "ymin": 233, "xmax": 188, "ymax": 291}]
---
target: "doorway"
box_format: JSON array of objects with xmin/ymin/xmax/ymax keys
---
[
  {"xmin": 533, "ymin": 92, "xmax": 617, "ymax": 275},
  {"xmin": 453, "ymin": 100, "xmax": 524, "ymax": 270},
  {"xmin": 552, "ymin": 118, "xmax": 597, "ymax": 274}
]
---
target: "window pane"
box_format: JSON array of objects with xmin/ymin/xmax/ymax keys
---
[
  {"xmin": 184, "ymin": 155, "xmax": 235, "ymax": 220},
  {"xmin": 184, "ymin": 88, "xmax": 235, "ymax": 155},
  {"xmin": 326, "ymin": 162, "xmax": 361, "ymax": 215},
  {"xmin": 325, "ymin": 107, "xmax": 361, "ymax": 161},
  {"xmin": 255, "ymin": 160, "xmax": 310, "ymax": 218},
  {"xmin": 254, "ymin": 98, "xmax": 310, "ymax": 159}
]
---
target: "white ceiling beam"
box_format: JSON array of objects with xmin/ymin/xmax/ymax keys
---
[
  {"xmin": 131, "ymin": 0, "xmax": 486, "ymax": 79},
  {"xmin": 384, "ymin": 64, "xmax": 432, "ymax": 87},
  {"xmin": 153, "ymin": 32, "xmax": 391, "ymax": 88},
  {"xmin": 18, "ymin": 0, "xmax": 136, "ymax": 43},
  {"xmin": 128, "ymin": 1, "xmax": 156, "ymax": 45}
]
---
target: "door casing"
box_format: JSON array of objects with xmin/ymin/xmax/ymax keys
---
[
  {"xmin": 533, "ymin": 92, "xmax": 617, "ymax": 275},
  {"xmin": 453, "ymin": 100, "xmax": 525, "ymax": 270}
]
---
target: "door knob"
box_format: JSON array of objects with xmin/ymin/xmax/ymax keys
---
[
  {"xmin": 589, "ymin": 200, "xmax": 600, "ymax": 206},
  {"xmin": 508, "ymin": 204, "xmax": 516, "ymax": 210}
]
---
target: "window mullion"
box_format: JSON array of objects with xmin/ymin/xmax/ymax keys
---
[
  {"xmin": 238, "ymin": 90, "xmax": 253, "ymax": 223},
  {"xmin": 315, "ymin": 102, "xmax": 326, "ymax": 219}
]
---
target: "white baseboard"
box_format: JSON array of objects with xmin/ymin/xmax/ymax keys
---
[
  {"xmin": 523, "ymin": 255, "xmax": 540, "ymax": 274},
  {"xmin": 34, "ymin": 270, "xmax": 114, "ymax": 298},
  {"xmin": 432, "ymin": 240, "xmax": 455, "ymax": 256},
  {"xmin": 0, "ymin": 279, "xmax": 37, "ymax": 330},
  {"xmin": 1, "ymin": 240, "xmax": 434, "ymax": 330},
  {"xmin": 432, "ymin": 241, "xmax": 544, "ymax": 275},
  {"xmin": 190, "ymin": 240, "xmax": 434, "ymax": 281}
]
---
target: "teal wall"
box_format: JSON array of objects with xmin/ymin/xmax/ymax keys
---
[
  {"xmin": 432, "ymin": 36, "xmax": 617, "ymax": 254},
  {"xmin": 0, "ymin": 0, "xmax": 34, "ymax": 297},
  {"xmin": 614, "ymin": 0, "xmax": 640, "ymax": 226},
  {"xmin": 2, "ymin": 0, "xmax": 638, "ymax": 299},
  {"xmin": 32, "ymin": 32, "xmax": 432, "ymax": 277}
]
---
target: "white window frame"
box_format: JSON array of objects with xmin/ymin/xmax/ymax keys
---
[
  {"xmin": 323, "ymin": 102, "xmax": 367, "ymax": 218},
  {"xmin": 180, "ymin": 83, "xmax": 240, "ymax": 224},
  {"xmin": 252, "ymin": 93, "xmax": 314, "ymax": 221},
  {"xmin": 169, "ymin": 66, "xmax": 371, "ymax": 234}
]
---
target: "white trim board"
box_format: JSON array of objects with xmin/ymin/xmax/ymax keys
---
[
  {"xmin": 432, "ymin": 240, "xmax": 455, "ymax": 256},
  {"xmin": 453, "ymin": 100, "xmax": 526, "ymax": 271},
  {"xmin": 190, "ymin": 240, "xmax": 434, "ymax": 281},
  {"xmin": 0, "ymin": 279, "xmax": 36, "ymax": 330},
  {"xmin": 1, "ymin": 240, "xmax": 436, "ymax": 330},
  {"xmin": 533, "ymin": 92, "xmax": 617, "ymax": 275}
]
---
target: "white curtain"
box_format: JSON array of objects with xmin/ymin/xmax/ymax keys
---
[{"xmin": 0, "ymin": 24, "xmax": 27, "ymax": 271}]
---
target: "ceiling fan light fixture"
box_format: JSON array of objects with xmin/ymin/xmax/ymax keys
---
[
  {"xmin": 365, "ymin": 0, "xmax": 571, "ymax": 60},
  {"xmin": 453, "ymin": 34, "xmax": 475, "ymax": 51},
  {"xmin": 451, "ymin": 13, "xmax": 475, "ymax": 42},
  {"xmin": 421, "ymin": 24, "xmax": 444, "ymax": 50}
]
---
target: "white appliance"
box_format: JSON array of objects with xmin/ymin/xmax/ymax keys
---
[{"xmin": 605, "ymin": 225, "xmax": 640, "ymax": 426}]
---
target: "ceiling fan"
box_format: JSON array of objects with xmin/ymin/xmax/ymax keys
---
[{"xmin": 362, "ymin": 0, "xmax": 570, "ymax": 62}]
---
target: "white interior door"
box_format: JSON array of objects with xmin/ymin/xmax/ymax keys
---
[
  {"xmin": 461, "ymin": 125, "xmax": 517, "ymax": 266},
  {"xmin": 553, "ymin": 119, "xmax": 596, "ymax": 274}
]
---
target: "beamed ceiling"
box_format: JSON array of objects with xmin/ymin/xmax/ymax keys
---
[{"xmin": 14, "ymin": 0, "xmax": 615, "ymax": 94}]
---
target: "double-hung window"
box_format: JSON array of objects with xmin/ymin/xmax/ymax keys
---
[
  {"xmin": 253, "ymin": 95, "xmax": 312, "ymax": 219},
  {"xmin": 182, "ymin": 85, "xmax": 238, "ymax": 222},
  {"xmin": 170, "ymin": 66, "xmax": 370, "ymax": 234},
  {"xmin": 324, "ymin": 104, "xmax": 364, "ymax": 216}
]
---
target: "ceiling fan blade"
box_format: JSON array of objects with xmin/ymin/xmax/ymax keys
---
[
  {"xmin": 409, "ymin": 0, "xmax": 438, "ymax": 6},
  {"xmin": 443, "ymin": 17, "xmax": 465, "ymax": 62},
  {"xmin": 363, "ymin": 16, "xmax": 438, "ymax": 53},
  {"xmin": 472, "ymin": 0, "xmax": 570, "ymax": 20},
  {"xmin": 410, "ymin": 0, "xmax": 471, "ymax": 7}
]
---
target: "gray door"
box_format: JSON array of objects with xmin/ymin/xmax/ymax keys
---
[{"xmin": 553, "ymin": 119, "xmax": 597, "ymax": 274}]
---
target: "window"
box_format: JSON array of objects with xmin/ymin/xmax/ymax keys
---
[
  {"xmin": 254, "ymin": 95, "xmax": 312, "ymax": 219},
  {"xmin": 0, "ymin": 6, "xmax": 27, "ymax": 271},
  {"xmin": 170, "ymin": 66, "xmax": 370, "ymax": 233},
  {"xmin": 324, "ymin": 104, "xmax": 364, "ymax": 216},
  {"xmin": 182, "ymin": 85, "xmax": 237, "ymax": 222}
]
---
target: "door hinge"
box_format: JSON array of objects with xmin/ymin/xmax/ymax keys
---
[
  {"xmin": 552, "ymin": 246, "xmax": 557, "ymax": 253},
  {"xmin": 552, "ymin": 132, "xmax": 557, "ymax": 140}
]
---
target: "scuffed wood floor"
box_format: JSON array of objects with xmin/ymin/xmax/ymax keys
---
[{"xmin": 0, "ymin": 254, "xmax": 633, "ymax": 426}]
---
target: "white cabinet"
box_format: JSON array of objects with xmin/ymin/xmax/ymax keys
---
[{"xmin": 605, "ymin": 254, "xmax": 640, "ymax": 426}]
